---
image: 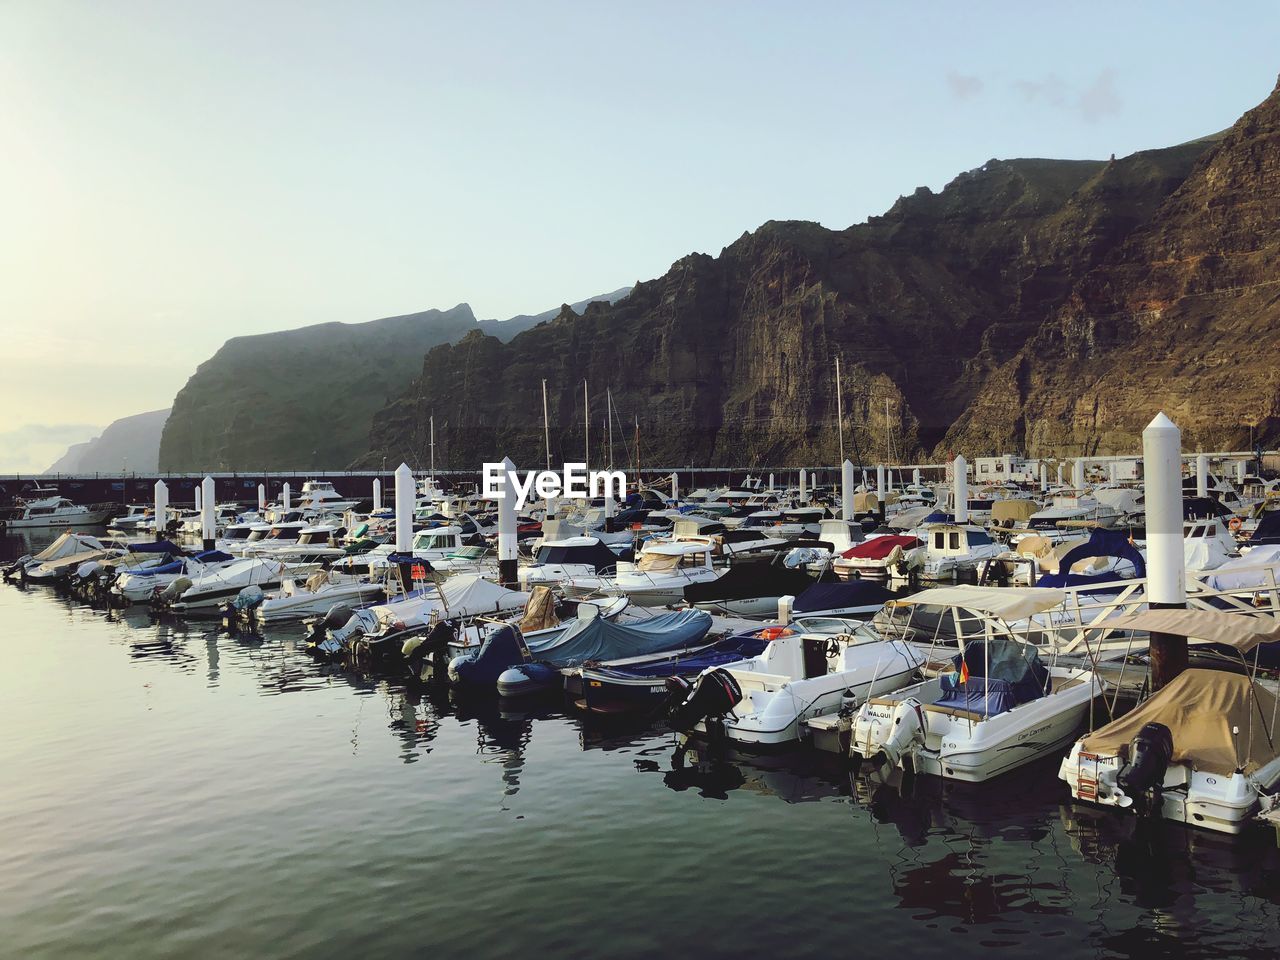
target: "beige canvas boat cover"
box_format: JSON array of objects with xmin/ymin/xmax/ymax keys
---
[
  {"xmin": 519, "ymin": 585, "xmax": 560, "ymax": 632},
  {"xmin": 853, "ymin": 492, "xmax": 879, "ymax": 512},
  {"xmin": 888, "ymin": 585, "xmax": 1066, "ymax": 621},
  {"xmin": 1080, "ymin": 669, "xmax": 1280, "ymax": 776},
  {"xmin": 991, "ymin": 500, "xmax": 1037, "ymax": 525},
  {"xmin": 637, "ymin": 551, "xmax": 683, "ymax": 573},
  {"xmin": 1104, "ymin": 609, "xmax": 1280, "ymax": 653},
  {"xmin": 1015, "ymin": 534, "xmax": 1055, "ymax": 559}
]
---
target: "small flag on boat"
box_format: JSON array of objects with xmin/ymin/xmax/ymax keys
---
[{"xmin": 959, "ymin": 658, "xmax": 970, "ymax": 685}]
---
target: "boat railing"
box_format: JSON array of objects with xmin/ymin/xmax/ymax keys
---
[{"xmin": 1018, "ymin": 559, "xmax": 1280, "ymax": 659}]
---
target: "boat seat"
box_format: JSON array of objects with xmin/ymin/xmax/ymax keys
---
[
  {"xmin": 1049, "ymin": 675, "xmax": 1088, "ymax": 693},
  {"xmin": 922, "ymin": 702, "xmax": 992, "ymax": 722},
  {"xmin": 730, "ymin": 670, "xmax": 787, "ymax": 693}
]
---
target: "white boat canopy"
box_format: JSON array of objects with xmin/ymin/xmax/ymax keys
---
[
  {"xmin": 1103, "ymin": 609, "xmax": 1280, "ymax": 653},
  {"xmin": 888, "ymin": 585, "xmax": 1066, "ymax": 622},
  {"xmin": 1080, "ymin": 669, "xmax": 1280, "ymax": 776}
]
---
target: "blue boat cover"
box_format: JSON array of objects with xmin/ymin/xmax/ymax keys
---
[
  {"xmin": 194, "ymin": 549, "xmax": 234, "ymax": 563},
  {"xmin": 123, "ymin": 559, "xmax": 184, "ymax": 576},
  {"xmin": 453, "ymin": 609, "xmax": 713, "ymax": 687},
  {"xmin": 131, "ymin": 539, "xmax": 182, "ymax": 554},
  {"xmin": 588, "ymin": 632, "xmax": 770, "ymax": 681},
  {"xmin": 1038, "ymin": 528, "xmax": 1145, "ymax": 589},
  {"xmin": 945, "ymin": 637, "xmax": 1049, "ymax": 709},
  {"xmin": 937, "ymin": 675, "xmax": 1018, "ymax": 717},
  {"xmin": 793, "ymin": 580, "xmax": 894, "ymax": 613},
  {"xmin": 1252, "ymin": 511, "xmax": 1280, "ymax": 546}
]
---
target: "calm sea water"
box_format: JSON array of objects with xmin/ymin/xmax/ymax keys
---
[{"xmin": 3, "ymin": 530, "xmax": 1280, "ymax": 959}]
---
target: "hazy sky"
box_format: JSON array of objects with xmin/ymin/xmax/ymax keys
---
[{"xmin": 3, "ymin": 2, "xmax": 1278, "ymax": 471}]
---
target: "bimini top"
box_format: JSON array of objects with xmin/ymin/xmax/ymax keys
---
[
  {"xmin": 990, "ymin": 500, "xmax": 1038, "ymax": 526},
  {"xmin": 1081, "ymin": 669, "xmax": 1280, "ymax": 776},
  {"xmin": 1103, "ymin": 609, "xmax": 1280, "ymax": 653},
  {"xmin": 1038, "ymin": 528, "xmax": 1145, "ymax": 588},
  {"xmin": 888, "ymin": 585, "xmax": 1066, "ymax": 622}
]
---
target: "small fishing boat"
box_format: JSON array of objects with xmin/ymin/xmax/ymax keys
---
[
  {"xmin": 788, "ymin": 579, "xmax": 895, "ymax": 619},
  {"xmin": 3, "ymin": 532, "xmax": 112, "ymax": 581},
  {"xmin": 1060, "ymin": 610, "xmax": 1280, "ymax": 834},
  {"xmin": 518, "ymin": 536, "xmax": 620, "ymax": 589},
  {"xmin": 111, "ymin": 549, "xmax": 237, "ymax": 604},
  {"xmin": 917, "ymin": 523, "xmax": 1002, "ymax": 580},
  {"xmin": 246, "ymin": 570, "xmax": 386, "ymax": 624},
  {"xmin": 163, "ymin": 557, "xmax": 310, "ymax": 614}
]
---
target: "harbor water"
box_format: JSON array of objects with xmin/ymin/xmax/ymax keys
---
[{"xmin": 3, "ymin": 530, "xmax": 1279, "ymax": 959}]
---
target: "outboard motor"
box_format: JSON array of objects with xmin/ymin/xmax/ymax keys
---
[
  {"xmin": 1117, "ymin": 722, "xmax": 1174, "ymax": 816},
  {"xmin": 403, "ymin": 619, "xmax": 457, "ymax": 681},
  {"xmin": 666, "ymin": 668, "xmax": 743, "ymax": 733},
  {"xmin": 156, "ymin": 576, "xmax": 192, "ymax": 606}
]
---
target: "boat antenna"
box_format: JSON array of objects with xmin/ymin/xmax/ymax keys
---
[
  {"xmin": 607, "ymin": 388, "xmax": 614, "ymax": 470},
  {"xmin": 583, "ymin": 380, "xmax": 590, "ymax": 469}
]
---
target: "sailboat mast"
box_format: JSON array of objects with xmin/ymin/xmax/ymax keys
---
[
  {"xmin": 835, "ymin": 355, "xmax": 845, "ymax": 464},
  {"xmin": 429, "ymin": 414, "xmax": 435, "ymax": 485},
  {"xmin": 583, "ymin": 380, "xmax": 589, "ymax": 468},
  {"xmin": 607, "ymin": 388, "xmax": 614, "ymax": 469},
  {"xmin": 634, "ymin": 415, "xmax": 640, "ymax": 489},
  {"xmin": 542, "ymin": 379, "xmax": 552, "ymax": 471}
]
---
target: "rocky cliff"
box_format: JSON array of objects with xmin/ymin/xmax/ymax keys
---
[
  {"xmin": 47, "ymin": 408, "xmax": 170, "ymax": 473},
  {"xmin": 945, "ymin": 78, "xmax": 1280, "ymax": 456},
  {"xmin": 363, "ymin": 99, "xmax": 1244, "ymax": 468},
  {"xmin": 159, "ymin": 290, "xmax": 629, "ymax": 470}
]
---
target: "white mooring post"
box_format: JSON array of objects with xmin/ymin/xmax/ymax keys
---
[
  {"xmin": 1237, "ymin": 459, "xmax": 1248, "ymax": 484},
  {"xmin": 1056, "ymin": 462, "xmax": 1064, "ymax": 485},
  {"xmin": 153, "ymin": 480, "xmax": 168, "ymax": 540},
  {"xmin": 282, "ymin": 482, "xmax": 291, "ymax": 511},
  {"xmin": 1144, "ymin": 413, "xmax": 1188, "ymax": 690},
  {"xmin": 953, "ymin": 455, "xmax": 969, "ymax": 524},
  {"xmin": 194, "ymin": 485, "xmax": 202, "ymax": 514},
  {"xmin": 799, "ymin": 468, "xmax": 807, "ymax": 505},
  {"xmin": 497, "ymin": 457, "xmax": 518, "ymax": 588},
  {"xmin": 1196, "ymin": 452, "xmax": 1209, "ymax": 499},
  {"xmin": 200, "ymin": 476, "xmax": 216, "ymax": 550},
  {"xmin": 394, "ymin": 464, "xmax": 413, "ymax": 553},
  {"xmin": 257, "ymin": 483, "xmax": 266, "ymax": 513},
  {"xmin": 1039, "ymin": 462, "xmax": 1048, "ymax": 492},
  {"xmin": 841, "ymin": 459, "xmax": 855, "ymax": 521},
  {"xmin": 1072, "ymin": 458, "xmax": 1086, "ymax": 490},
  {"xmin": 913, "ymin": 467, "xmax": 921, "ymax": 487},
  {"xmin": 372, "ymin": 478, "xmax": 382, "ymax": 512},
  {"xmin": 876, "ymin": 464, "xmax": 887, "ymax": 522}
]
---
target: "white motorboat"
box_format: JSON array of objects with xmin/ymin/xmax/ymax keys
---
[
  {"xmin": 3, "ymin": 495, "xmax": 115, "ymax": 529},
  {"xmin": 250, "ymin": 571, "xmax": 386, "ymax": 624},
  {"xmin": 296, "ymin": 480, "xmax": 361, "ymax": 514},
  {"xmin": 605, "ymin": 541, "xmax": 720, "ymax": 606},
  {"xmin": 111, "ymin": 550, "xmax": 238, "ymax": 604},
  {"xmin": 917, "ymin": 523, "xmax": 1002, "ymax": 580},
  {"xmin": 1060, "ymin": 610, "xmax": 1280, "ymax": 835},
  {"xmin": 165, "ymin": 557, "xmax": 316, "ymax": 613},
  {"xmin": 108, "ymin": 504, "xmax": 154, "ymax": 534},
  {"xmin": 518, "ymin": 536, "xmax": 619, "ymax": 589},
  {"xmin": 668, "ymin": 619, "xmax": 924, "ymax": 747},
  {"xmin": 849, "ymin": 587, "xmax": 1095, "ymax": 782}
]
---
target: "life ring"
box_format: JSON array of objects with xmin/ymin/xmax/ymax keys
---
[{"xmin": 1229, "ymin": 517, "xmax": 1244, "ymax": 532}]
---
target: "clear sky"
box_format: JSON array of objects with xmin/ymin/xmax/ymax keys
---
[{"xmin": 2, "ymin": 2, "xmax": 1278, "ymax": 471}]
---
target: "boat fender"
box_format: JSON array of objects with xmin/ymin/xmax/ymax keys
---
[{"xmin": 1117, "ymin": 722, "xmax": 1174, "ymax": 814}]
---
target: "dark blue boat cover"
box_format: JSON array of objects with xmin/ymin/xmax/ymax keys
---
[
  {"xmin": 587, "ymin": 632, "xmax": 770, "ymax": 681},
  {"xmin": 1252, "ymin": 511, "xmax": 1280, "ymax": 546},
  {"xmin": 945, "ymin": 637, "xmax": 1048, "ymax": 709},
  {"xmin": 937, "ymin": 675, "xmax": 1017, "ymax": 717},
  {"xmin": 1038, "ymin": 528, "xmax": 1146, "ymax": 589},
  {"xmin": 131, "ymin": 539, "xmax": 181, "ymax": 554},
  {"xmin": 793, "ymin": 580, "xmax": 894, "ymax": 613}
]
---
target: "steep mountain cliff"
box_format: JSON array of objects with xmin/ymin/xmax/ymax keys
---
[
  {"xmin": 159, "ymin": 289, "xmax": 630, "ymax": 470},
  {"xmin": 945, "ymin": 78, "xmax": 1280, "ymax": 456},
  {"xmin": 363, "ymin": 107, "xmax": 1235, "ymax": 469},
  {"xmin": 47, "ymin": 408, "xmax": 170, "ymax": 473}
]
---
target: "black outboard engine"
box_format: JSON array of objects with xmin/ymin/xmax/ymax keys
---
[
  {"xmin": 403, "ymin": 619, "xmax": 457, "ymax": 680},
  {"xmin": 666, "ymin": 668, "xmax": 743, "ymax": 733},
  {"xmin": 1118, "ymin": 722, "xmax": 1174, "ymax": 816}
]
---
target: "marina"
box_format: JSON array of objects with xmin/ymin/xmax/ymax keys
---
[{"xmin": 6, "ymin": 421, "xmax": 1280, "ymax": 957}]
